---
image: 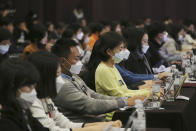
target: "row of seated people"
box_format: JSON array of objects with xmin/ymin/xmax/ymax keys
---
[{"xmin": 0, "ymin": 20, "xmax": 195, "ymax": 130}]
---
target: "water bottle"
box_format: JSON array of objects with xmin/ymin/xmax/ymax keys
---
[
  {"xmin": 166, "ymin": 74, "xmax": 175, "ymax": 102},
  {"xmin": 151, "ymin": 84, "xmax": 161, "ymax": 108},
  {"xmin": 185, "ymin": 59, "xmax": 192, "ymax": 77},
  {"xmin": 171, "ymin": 65, "xmax": 176, "ymax": 74},
  {"xmin": 132, "ymin": 100, "xmax": 146, "ymax": 131}
]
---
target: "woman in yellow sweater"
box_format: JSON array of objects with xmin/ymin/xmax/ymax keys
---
[{"xmin": 95, "ymin": 32, "xmax": 151, "ymax": 120}]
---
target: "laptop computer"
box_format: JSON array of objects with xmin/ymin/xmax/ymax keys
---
[
  {"xmin": 163, "ymin": 73, "xmax": 187, "ymax": 100},
  {"xmin": 174, "ymin": 73, "xmax": 188, "ymax": 98}
]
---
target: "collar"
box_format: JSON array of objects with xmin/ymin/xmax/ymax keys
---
[
  {"xmin": 136, "ymin": 50, "xmax": 144, "ymax": 59},
  {"xmin": 61, "ymin": 73, "xmax": 73, "ymax": 80},
  {"xmin": 91, "ymin": 34, "xmax": 99, "ymax": 40}
]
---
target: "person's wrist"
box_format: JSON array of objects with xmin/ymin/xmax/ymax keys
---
[
  {"xmin": 154, "ymin": 74, "xmax": 159, "ymax": 80},
  {"xmin": 122, "ymin": 97, "xmax": 128, "ymax": 106}
]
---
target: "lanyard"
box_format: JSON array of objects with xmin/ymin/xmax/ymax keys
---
[{"xmin": 62, "ymin": 73, "xmax": 88, "ymax": 95}]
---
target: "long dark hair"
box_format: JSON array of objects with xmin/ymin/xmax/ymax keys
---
[
  {"xmin": 84, "ymin": 40, "xmax": 102, "ymax": 91},
  {"xmin": 85, "ymin": 32, "xmax": 125, "ymax": 91},
  {"xmin": 27, "ymin": 51, "xmax": 59, "ymax": 99},
  {"xmin": 122, "ymin": 27, "xmax": 147, "ymax": 52},
  {"xmin": 0, "ymin": 58, "xmax": 39, "ymax": 106},
  {"xmin": 0, "ymin": 58, "xmax": 39, "ymax": 128}
]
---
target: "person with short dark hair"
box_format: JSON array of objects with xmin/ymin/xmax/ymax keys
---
[
  {"xmin": 28, "ymin": 51, "xmax": 122, "ymax": 131},
  {"xmin": 45, "ymin": 22, "xmax": 55, "ymax": 34},
  {"xmin": 163, "ymin": 16, "xmax": 173, "ymax": 25},
  {"xmin": 0, "ymin": 58, "xmax": 49, "ymax": 131},
  {"xmin": 146, "ymin": 22, "xmax": 169, "ymax": 68},
  {"xmin": 13, "ymin": 19, "xmax": 29, "ymax": 44},
  {"xmin": 25, "ymin": 10, "xmax": 39, "ymax": 30},
  {"xmin": 183, "ymin": 19, "xmax": 196, "ymax": 39},
  {"xmin": 0, "ymin": 27, "xmax": 12, "ymax": 64},
  {"xmin": 0, "ymin": 16, "xmax": 26, "ymax": 55},
  {"xmin": 55, "ymin": 22, "xmax": 66, "ymax": 39},
  {"xmin": 62, "ymin": 28, "xmax": 74, "ymax": 39},
  {"xmin": 52, "ymin": 38, "xmax": 139, "ymax": 122},
  {"xmin": 163, "ymin": 24, "xmax": 186, "ymax": 55},
  {"xmin": 86, "ymin": 23, "xmax": 104, "ymax": 50},
  {"xmin": 46, "ymin": 31, "xmax": 57, "ymax": 52},
  {"xmin": 68, "ymin": 23, "xmax": 85, "ymax": 57},
  {"xmin": 22, "ymin": 24, "xmax": 47, "ymax": 59},
  {"xmin": 122, "ymin": 27, "xmax": 169, "ymax": 76},
  {"xmin": 134, "ymin": 19, "xmax": 145, "ymax": 29},
  {"xmin": 0, "ymin": 3, "xmax": 10, "ymax": 18},
  {"xmin": 100, "ymin": 20, "xmax": 111, "ymax": 33},
  {"xmin": 0, "ymin": 16, "xmax": 14, "ymax": 34},
  {"xmin": 144, "ymin": 17, "xmax": 151, "ymax": 26},
  {"xmin": 110, "ymin": 21, "xmax": 122, "ymax": 35},
  {"xmin": 94, "ymin": 32, "xmax": 150, "ymax": 120}
]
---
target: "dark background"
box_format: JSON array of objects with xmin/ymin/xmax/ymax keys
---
[{"xmin": 9, "ymin": 0, "xmax": 196, "ymax": 23}]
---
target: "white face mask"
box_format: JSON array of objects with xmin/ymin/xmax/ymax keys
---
[
  {"xmin": 84, "ymin": 37, "xmax": 90, "ymax": 44},
  {"xmin": 123, "ymin": 49, "xmax": 130, "ymax": 60},
  {"xmin": 116, "ymin": 27, "xmax": 121, "ymax": 33},
  {"xmin": 56, "ymin": 75, "xmax": 65, "ymax": 94},
  {"xmin": 163, "ymin": 32, "xmax": 169, "ymax": 43},
  {"xmin": 142, "ymin": 45, "xmax": 149, "ymax": 54},
  {"xmin": 178, "ymin": 35, "xmax": 185, "ymax": 42},
  {"xmin": 70, "ymin": 61, "xmax": 83, "ymax": 74},
  {"xmin": 0, "ymin": 44, "xmax": 10, "ymax": 54},
  {"xmin": 112, "ymin": 51, "xmax": 124, "ymax": 63},
  {"xmin": 76, "ymin": 32, "xmax": 84, "ymax": 40},
  {"xmin": 20, "ymin": 88, "xmax": 37, "ymax": 104}
]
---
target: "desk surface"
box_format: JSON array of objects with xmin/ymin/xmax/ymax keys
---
[
  {"xmin": 147, "ymin": 128, "xmax": 171, "ymax": 131},
  {"xmin": 113, "ymin": 88, "xmax": 196, "ymax": 131},
  {"xmin": 183, "ymin": 79, "xmax": 196, "ymax": 87}
]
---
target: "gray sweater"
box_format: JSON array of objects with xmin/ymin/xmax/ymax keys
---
[{"xmin": 54, "ymin": 74, "xmax": 126, "ymax": 123}]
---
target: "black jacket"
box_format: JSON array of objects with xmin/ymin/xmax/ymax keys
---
[
  {"xmin": 122, "ymin": 50, "xmax": 153, "ymax": 75},
  {"xmin": 147, "ymin": 41, "xmax": 169, "ymax": 68},
  {"xmin": 0, "ymin": 106, "xmax": 49, "ymax": 131},
  {"xmin": 0, "ymin": 53, "xmax": 8, "ymax": 64}
]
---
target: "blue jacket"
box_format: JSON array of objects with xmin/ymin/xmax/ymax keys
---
[{"xmin": 115, "ymin": 64, "xmax": 154, "ymax": 85}]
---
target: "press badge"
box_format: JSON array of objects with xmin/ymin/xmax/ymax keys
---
[
  {"xmin": 47, "ymin": 104, "xmax": 55, "ymax": 111},
  {"xmin": 119, "ymin": 80, "xmax": 124, "ymax": 86}
]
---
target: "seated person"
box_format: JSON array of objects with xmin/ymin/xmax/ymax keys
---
[
  {"xmin": 159, "ymin": 31, "xmax": 182, "ymax": 64},
  {"xmin": 22, "ymin": 24, "xmax": 47, "ymax": 59},
  {"xmin": 146, "ymin": 22, "xmax": 169, "ymax": 68},
  {"xmin": 81, "ymin": 35, "xmax": 166, "ymax": 91},
  {"xmin": 28, "ymin": 51, "xmax": 123, "ymax": 131},
  {"xmin": 0, "ymin": 58, "xmax": 49, "ymax": 131},
  {"xmin": 0, "ymin": 27, "xmax": 12, "ymax": 64},
  {"xmin": 86, "ymin": 23, "xmax": 104, "ymax": 51},
  {"xmin": 163, "ymin": 24, "xmax": 187, "ymax": 55},
  {"xmin": 51, "ymin": 39, "xmax": 145, "ymax": 123},
  {"xmin": 122, "ymin": 27, "xmax": 169, "ymax": 75},
  {"xmin": 94, "ymin": 32, "xmax": 151, "ymax": 120}
]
